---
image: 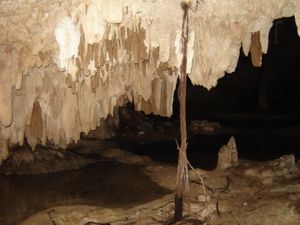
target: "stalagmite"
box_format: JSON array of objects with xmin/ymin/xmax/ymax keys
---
[
  {"xmin": 0, "ymin": 0, "xmax": 299, "ymax": 162},
  {"xmin": 217, "ymin": 136, "xmax": 239, "ymax": 170}
]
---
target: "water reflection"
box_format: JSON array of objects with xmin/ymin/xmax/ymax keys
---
[{"xmin": 0, "ymin": 161, "xmax": 170, "ymax": 225}]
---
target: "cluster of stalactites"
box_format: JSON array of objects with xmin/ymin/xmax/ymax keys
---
[
  {"xmin": 0, "ymin": 0, "xmax": 181, "ymax": 165},
  {"xmin": 189, "ymin": 0, "xmax": 300, "ymax": 88},
  {"xmin": 0, "ymin": 0, "xmax": 300, "ymax": 164}
]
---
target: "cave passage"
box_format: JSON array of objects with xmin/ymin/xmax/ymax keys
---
[{"xmin": 120, "ymin": 17, "xmax": 300, "ymax": 168}]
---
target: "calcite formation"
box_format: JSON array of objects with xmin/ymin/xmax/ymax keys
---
[
  {"xmin": 0, "ymin": 0, "xmax": 299, "ymax": 164},
  {"xmin": 217, "ymin": 136, "xmax": 239, "ymax": 170}
]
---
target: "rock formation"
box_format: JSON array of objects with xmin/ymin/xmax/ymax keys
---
[
  {"xmin": 217, "ymin": 136, "xmax": 239, "ymax": 170},
  {"xmin": 244, "ymin": 154, "xmax": 299, "ymax": 183},
  {"xmin": 0, "ymin": 146, "xmax": 91, "ymax": 175},
  {"xmin": 0, "ymin": 0, "xmax": 299, "ymax": 164}
]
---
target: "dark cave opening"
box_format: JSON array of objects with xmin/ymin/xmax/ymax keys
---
[
  {"xmin": 119, "ymin": 16, "xmax": 300, "ymax": 168},
  {"xmin": 181, "ymin": 16, "xmax": 300, "ymax": 118}
]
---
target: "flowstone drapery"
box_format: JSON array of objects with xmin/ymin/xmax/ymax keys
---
[{"xmin": 0, "ymin": 0, "xmax": 299, "ymax": 164}]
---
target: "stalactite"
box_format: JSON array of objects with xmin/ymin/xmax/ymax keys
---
[
  {"xmin": 250, "ymin": 32, "xmax": 263, "ymax": 67},
  {"xmin": 25, "ymin": 101, "xmax": 43, "ymax": 149},
  {"xmin": 0, "ymin": 0, "xmax": 298, "ymax": 155}
]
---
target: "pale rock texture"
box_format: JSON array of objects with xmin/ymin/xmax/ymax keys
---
[
  {"xmin": 0, "ymin": 0, "xmax": 299, "ymax": 163},
  {"xmin": 217, "ymin": 136, "xmax": 239, "ymax": 170},
  {"xmin": 244, "ymin": 154, "xmax": 299, "ymax": 183}
]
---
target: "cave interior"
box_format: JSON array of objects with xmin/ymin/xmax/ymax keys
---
[{"xmin": 0, "ymin": 1, "xmax": 300, "ymax": 225}]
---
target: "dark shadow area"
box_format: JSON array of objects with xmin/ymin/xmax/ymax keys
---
[
  {"xmin": 171, "ymin": 16, "xmax": 300, "ymax": 118},
  {"xmin": 0, "ymin": 161, "xmax": 170, "ymax": 225},
  {"xmin": 119, "ymin": 124, "xmax": 300, "ymax": 170},
  {"xmin": 119, "ymin": 17, "xmax": 300, "ymax": 169}
]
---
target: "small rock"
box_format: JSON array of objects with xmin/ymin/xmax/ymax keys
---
[
  {"xmin": 199, "ymin": 204, "xmax": 216, "ymax": 219},
  {"xmin": 190, "ymin": 203, "xmax": 203, "ymax": 213},
  {"xmin": 197, "ymin": 195, "xmax": 210, "ymax": 202}
]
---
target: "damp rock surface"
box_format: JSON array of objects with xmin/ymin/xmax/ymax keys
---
[
  {"xmin": 243, "ymin": 154, "xmax": 299, "ymax": 183},
  {"xmin": 190, "ymin": 120, "xmax": 222, "ymax": 134},
  {"xmin": 0, "ymin": 146, "xmax": 92, "ymax": 175},
  {"xmin": 19, "ymin": 148, "xmax": 300, "ymax": 225},
  {"xmin": 0, "ymin": 153, "xmax": 171, "ymax": 225}
]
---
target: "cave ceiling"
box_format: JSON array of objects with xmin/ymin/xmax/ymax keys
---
[{"xmin": 0, "ymin": 0, "xmax": 299, "ymax": 163}]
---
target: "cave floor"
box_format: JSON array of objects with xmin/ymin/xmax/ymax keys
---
[
  {"xmin": 1, "ymin": 114, "xmax": 300, "ymax": 225},
  {"xmin": 0, "ymin": 156, "xmax": 171, "ymax": 225},
  {"xmin": 19, "ymin": 146, "xmax": 300, "ymax": 225}
]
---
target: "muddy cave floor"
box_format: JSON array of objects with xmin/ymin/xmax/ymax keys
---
[{"xmin": 1, "ymin": 112, "xmax": 300, "ymax": 225}]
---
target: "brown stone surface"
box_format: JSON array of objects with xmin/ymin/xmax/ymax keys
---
[
  {"xmin": 0, "ymin": 145, "xmax": 92, "ymax": 175},
  {"xmin": 19, "ymin": 148, "xmax": 300, "ymax": 225}
]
